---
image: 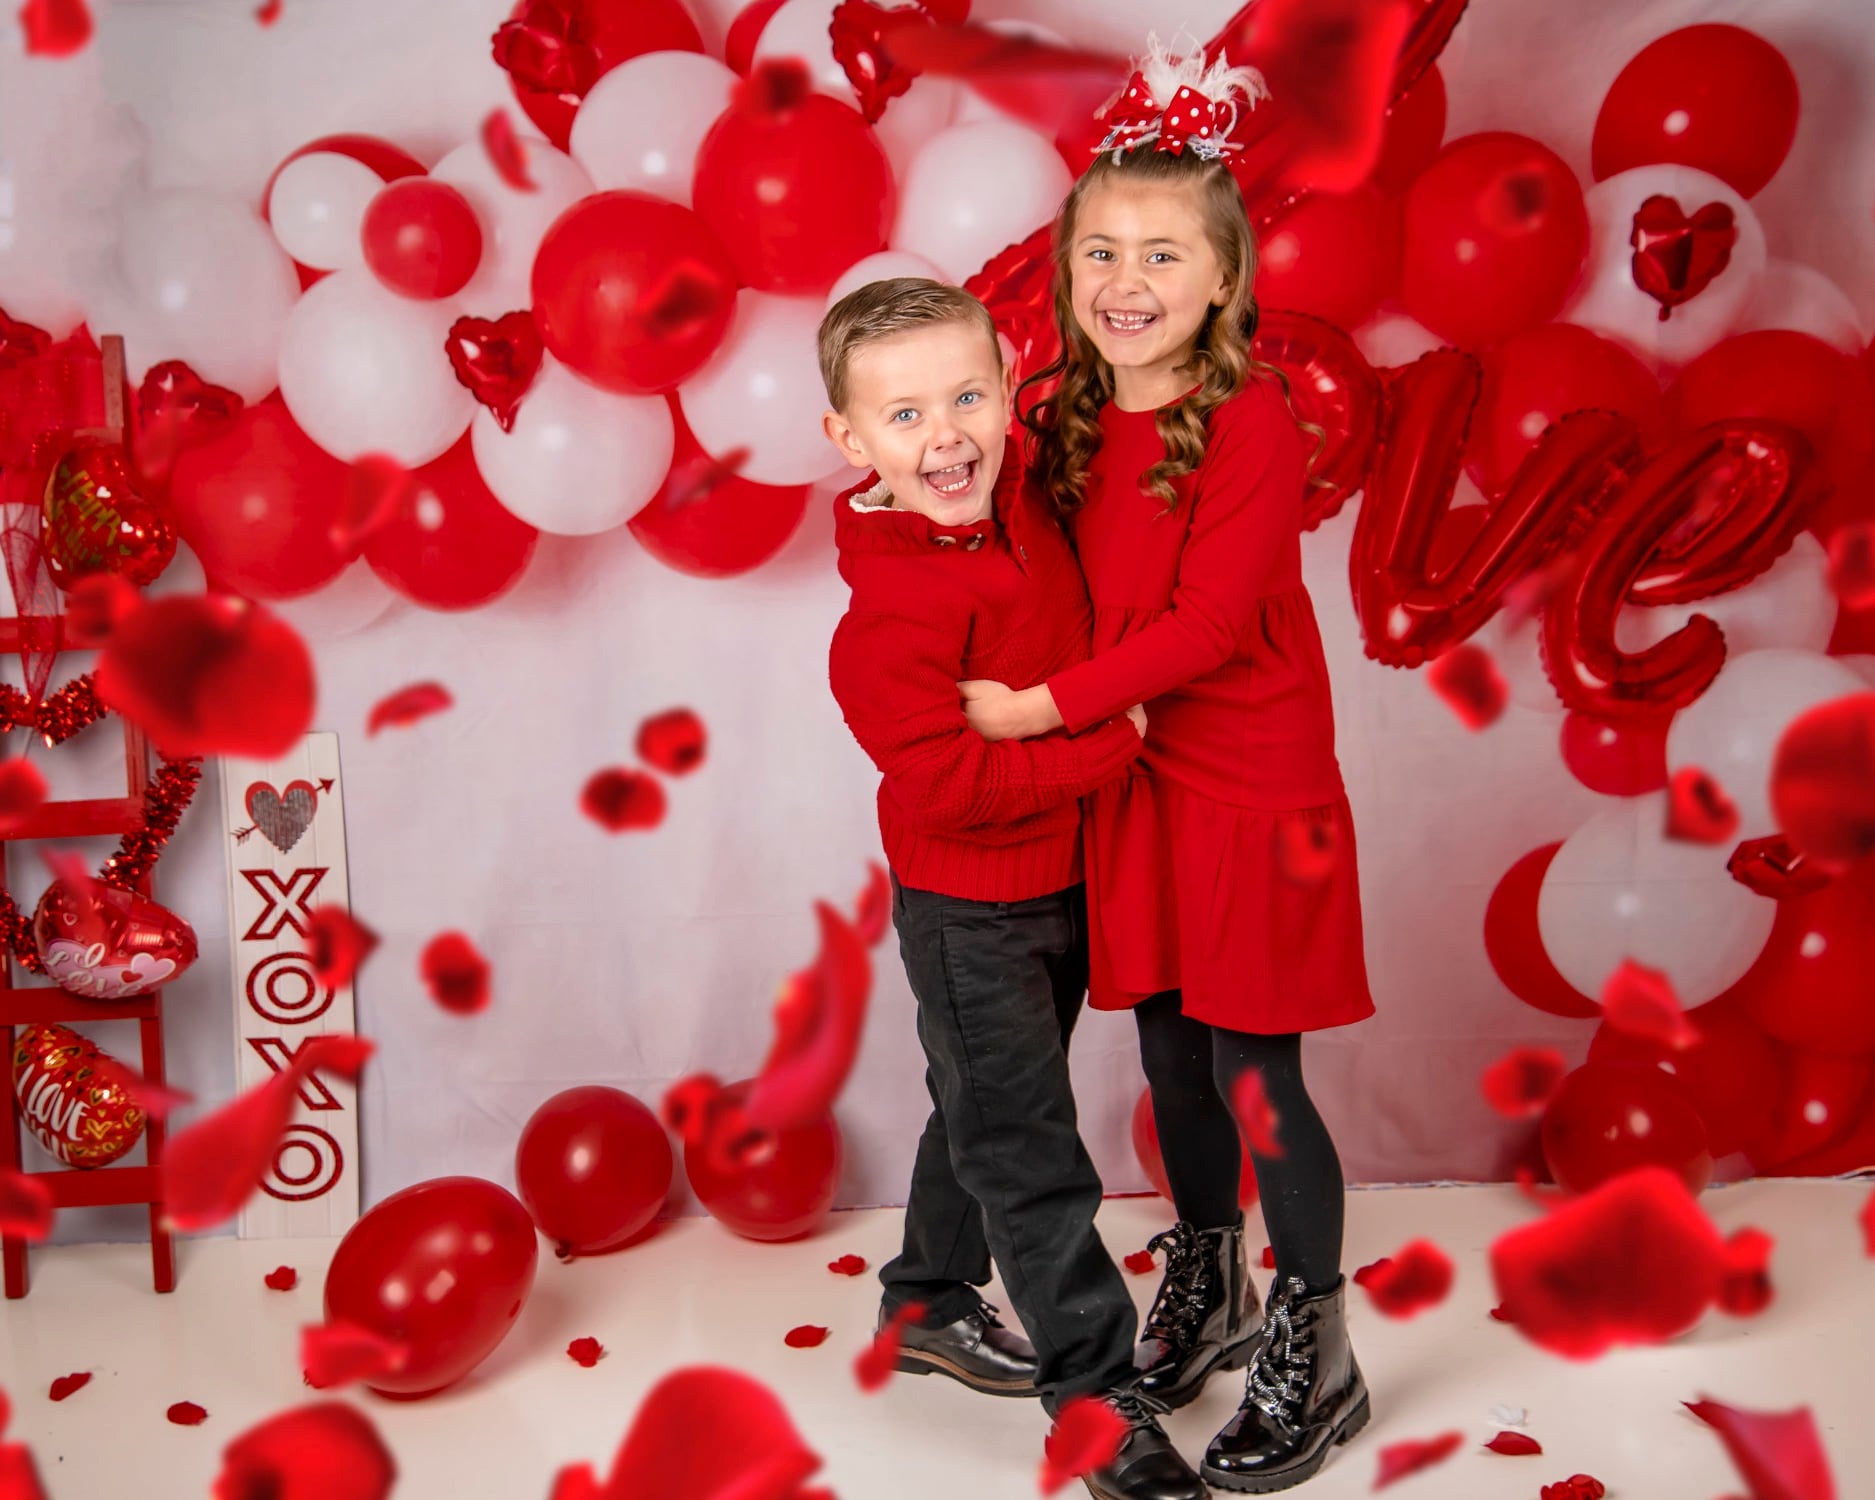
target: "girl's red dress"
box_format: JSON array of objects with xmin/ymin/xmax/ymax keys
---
[{"xmin": 1044, "ymin": 376, "xmax": 1376, "ymax": 1034}]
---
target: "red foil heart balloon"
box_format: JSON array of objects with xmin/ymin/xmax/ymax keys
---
[
  {"xmin": 11, "ymin": 1022, "xmax": 147, "ymax": 1168},
  {"xmin": 445, "ymin": 312, "xmax": 544, "ymax": 432},
  {"xmin": 1629, "ymin": 195, "xmax": 1738, "ymax": 322},
  {"xmin": 32, "ymin": 878, "xmax": 199, "ymax": 1000},
  {"xmin": 41, "ymin": 439, "xmax": 178, "ymax": 590}
]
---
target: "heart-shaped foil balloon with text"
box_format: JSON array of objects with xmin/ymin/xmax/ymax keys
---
[
  {"xmin": 41, "ymin": 439, "xmax": 177, "ymax": 590},
  {"xmin": 11, "ymin": 1022, "xmax": 147, "ymax": 1168},
  {"xmin": 33, "ymin": 878, "xmax": 199, "ymax": 1001}
]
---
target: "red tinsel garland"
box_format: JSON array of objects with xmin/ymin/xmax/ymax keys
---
[
  {"xmin": 0, "ymin": 754, "xmax": 203, "ymax": 974},
  {"xmin": 0, "ymin": 673, "xmax": 108, "ymax": 747}
]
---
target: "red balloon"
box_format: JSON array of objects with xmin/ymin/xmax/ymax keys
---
[
  {"xmin": 515, "ymin": 1086, "xmax": 672, "ymax": 1256},
  {"xmin": 324, "ymin": 1176, "xmax": 538, "ymax": 1397},
  {"xmin": 1729, "ymin": 861, "xmax": 1875, "ymax": 1055},
  {"xmin": 33, "ymin": 879, "xmax": 197, "ymax": 1000},
  {"xmin": 694, "ymin": 90, "xmax": 894, "ymax": 294},
  {"xmin": 168, "ymin": 402, "xmax": 350, "ymax": 599},
  {"xmin": 1591, "ymin": 24, "xmax": 1800, "ymax": 200},
  {"xmin": 628, "ymin": 398, "xmax": 808, "ymax": 578},
  {"xmin": 684, "ymin": 1080, "xmax": 841, "ymax": 1243},
  {"xmin": 1249, "ymin": 310, "xmax": 1381, "ymax": 528},
  {"xmin": 1400, "ymin": 132, "xmax": 1589, "ymax": 349},
  {"xmin": 1771, "ymin": 693, "xmax": 1875, "ymax": 874},
  {"xmin": 361, "ymin": 180, "xmax": 484, "ymax": 301},
  {"xmin": 1746, "ymin": 1045, "xmax": 1874, "ymax": 1171},
  {"xmin": 262, "ymin": 135, "xmax": 425, "ymax": 291},
  {"xmin": 1666, "ymin": 331, "xmax": 1875, "ymax": 494},
  {"xmin": 1469, "ymin": 324, "xmax": 1666, "ymax": 500},
  {"xmin": 1130, "ymin": 1088, "xmax": 1258, "ymax": 1209},
  {"xmin": 725, "ymin": 0, "xmax": 789, "ymax": 75},
  {"xmin": 1484, "ymin": 843, "xmax": 1601, "ymax": 1019},
  {"xmin": 1559, "ymin": 709, "xmax": 1671, "ymax": 796},
  {"xmin": 531, "ymin": 192, "xmax": 737, "ymax": 395},
  {"xmin": 363, "ymin": 436, "xmax": 537, "ymax": 610},
  {"xmin": 1586, "ymin": 998, "xmax": 1782, "ymax": 1159},
  {"xmin": 1765, "ymin": 1085, "xmax": 1875, "ymax": 1176},
  {"xmin": 499, "ymin": 0, "xmax": 703, "ymax": 150},
  {"xmin": 1371, "ymin": 64, "xmax": 1445, "ymax": 194},
  {"xmin": 1541, "ymin": 1062, "xmax": 1713, "ymax": 1196},
  {"xmin": 1256, "ymin": 188, "xmax": 1399, "ymax": 333}
]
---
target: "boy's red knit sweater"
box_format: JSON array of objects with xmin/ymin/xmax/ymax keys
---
[{"xmin": 828, "ymin": 440, "xmax": 1141, "ymax": 901}]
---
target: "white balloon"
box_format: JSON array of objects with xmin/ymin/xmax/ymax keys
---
[
  {"xmin": 827, "ymin": 251, "xmax": 950, "ymax": 308},
  {"xmin": 1838, "ymin": 655, "xmax": 1875, "ymax": 688},
  {"xmin": 267, "ymin": 153, "xmax": 380, "ymax": 271},
  {"xmin": 83, "ymin": 189, "xmax": 300, "ymax": 403},
  {"xmin": 1734, "ymin": 259, "xmax": 1867, "ymax": 355},
  {"xmin": 752, "ymin": 0, "xmax": 857, "ymax": 105},
  {"xmin": 146, "ymin": 538, "xmax": 207, "ymax": 600},
  {"xmin": 268, "ymin": 557, "xmax": 399, "ymax": 639},
  {"xmin": 874, "ymin": 77, "xmax": 964, "ymax": 184},
  {"xmin": 1615, "ymin": 531, "xmax": 1837, "ymax": 660},
  {"xmin": 432, "ymin": 137, "xmax": 594, "ymax": 318},
  {"xmin": 1665, "ymin": 648, "xmax": 1867, "ymax": 837},
  {"xmin": 1479, "ymin": 609, "xmax": 1564, "ymax": 715},
  {"xmin": 571, "ymin": 51, "xmax": 736, "ymax": 208},
  {"xmin": 1354, "ymin": 313, "xmax": 1445, "ymax": 369},
  {"xmin": 1538, "ymin": 790, "xmax": 1776, "ymax": 1006},
  {"xmin": 470, "ymin": 357, "xmax": 675, "ymax": 535},
  {"xmin": 894, "ymin": 121, "xmax": 1071, "ymax": 282},
  {"xmin": 1561, "ymin": 165, "xmax": 1766, "ymax": 375},
  {"xmin": 680, "ymin": 291, "xmax": 849, "ymax": 486},
  {"xmin": 277, "ymin": 270, "xmax": 473, "ymax": 465}
]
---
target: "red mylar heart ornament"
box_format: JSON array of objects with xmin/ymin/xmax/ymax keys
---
[
  {"xmin": 32, "ymin": 878, "xmax": 198, "ymax": 1000},
  {"xmin": 41, "ymin": 440, "xmax": 177, "ymax": 591},
  {"xmin": 491, "ymin": 0, "xmax": 598, "ymax": 101},
  {"xmin": 830, "ymin": 0, "xmax": 939, "ymax": 123},
  {"xmin": 136, "ymin": 361, "xmax": 244, "ymax": 487},
  {"xmin": 1629, "ymin": 195, "xmax": 1739, "ymax": 322},
  {"xmin": 445, "ymin": 312, "xmax": 544, "ymax": 433},
  {"xmin": 10, "ymin": 1023, "xmax": 147, "ymax": 1168}
]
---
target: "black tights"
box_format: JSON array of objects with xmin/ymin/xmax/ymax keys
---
[{"xmin": 1135, "ymin": 989, "xmax": 1346, "ymax": 1295}]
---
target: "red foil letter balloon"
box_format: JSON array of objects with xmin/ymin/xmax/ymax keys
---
[
  {"xmin": 11, "ymin": 1023, "xmax": 147, "ymax": 1167},
  {"xmin": 33, "ymin": 879, "xmax": 199, "ymax": 1000}
]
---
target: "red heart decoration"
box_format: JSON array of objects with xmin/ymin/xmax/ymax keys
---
[
  {"xmin": 1664, "ymin": 765, "xmax": 1739, "ymax": 844},
  {"xmin": 830, "ymin": 0, "xmax": 937, "ymax": 123},
  {"xmin": 10, "ymin": 1022, "xmax": 147, "ymax": 1168},
  {"xmin": 1629, "ymin": 195, "xmax": 1739, "ymax": 322},
  {"xmin": 446, "ymin": 312, "xmax": 544, "ymax": 432},
  {"xmin": 41, "ymin": 440, "xmax": 178, "ymax": 591},
  {"xmin": 136, "ymin": 360, "xmax": 244, "ymax": 486},
  {"xmin": 32, "ymin": 879, "xmax": 198, "ymax": 1000},
  {"xmin": 490, "ymin": 0, "xmax": 598, "ymax": 100}
]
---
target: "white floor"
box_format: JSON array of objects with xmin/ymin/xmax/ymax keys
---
[{"xmin": 2, "ymin": 1181, "xmax": 1869, "ymax": 1498}]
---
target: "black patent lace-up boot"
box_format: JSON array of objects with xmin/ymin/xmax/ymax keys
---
[{"xmin": 1133, "ymin": 1216, "xmax": 1262, "ymax": 1409}]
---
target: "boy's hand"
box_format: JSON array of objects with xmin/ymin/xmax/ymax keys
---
[
  {"xmin": 1125, "ymin": 704, "xmax": 1147, "ymax": 738},
  {"xmin": 958, "ymin": 680, "xmax": 1064, "ymax": 741}
]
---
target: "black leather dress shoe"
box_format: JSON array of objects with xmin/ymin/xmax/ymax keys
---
[
  {"xmin": 1075, "ymin": 1386, "xmax": 1208, "ymax": 1500},
  {"xmin": 889, "ymin": 1300, "xmax": 1040, "ymax": 1397}
]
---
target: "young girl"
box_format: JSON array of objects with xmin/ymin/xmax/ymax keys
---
[{"xmin": 959, "ymin": 44, "xmax": 1377, "ymax": 1495}]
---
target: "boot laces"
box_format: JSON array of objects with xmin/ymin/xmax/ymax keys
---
[
  {"xmin": 1246, "ymin": 1278, "xmax": 1315, "ymax": 1425},
  {"xmin": 1104, "ymin": 1386, "xmax": 1172, "ymax": 1430},
  {"xmin": 1141, "ymin": 1223, "xmax": 1213, "ymax": 1344}
]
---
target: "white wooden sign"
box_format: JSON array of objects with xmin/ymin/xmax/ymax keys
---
[{"xmin": 219, "ymin": 732, "xmax": 361, "ymax": 1238}]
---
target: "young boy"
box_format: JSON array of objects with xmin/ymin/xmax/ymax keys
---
[{"xmin": 819, "ymin": 277, "xmax": 1206, "ymax": 1500}]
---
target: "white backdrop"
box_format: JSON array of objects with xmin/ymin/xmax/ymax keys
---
[{"xmin": 3, "ymin": 0, "xmax": 1872, "ymax": 1243}]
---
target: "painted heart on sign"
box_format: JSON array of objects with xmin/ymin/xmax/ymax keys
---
[
  {"xmin": 1629, "ymin": 194, "xmax": 1739, "ymax": 321},
  {"xmin": 247, "ymin": 780, "xmax": 318, "ymax": 854}
]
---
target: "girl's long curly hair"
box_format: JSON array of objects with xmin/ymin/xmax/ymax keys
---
[{"xmin": 1020, "ymin": 145, "xmax": 1305, "ymax": 515}]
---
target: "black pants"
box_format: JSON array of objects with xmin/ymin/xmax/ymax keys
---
[
  {"xmin": 880, "ymin": 879, "xmax": 1137, "ymax": 1405},
  {"xmin": 1135, "ymin": 989, "xmax": 1347, "ymax": 1295}
]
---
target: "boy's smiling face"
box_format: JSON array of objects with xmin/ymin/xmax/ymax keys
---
[{"xmin": 823, "ymin": 319, "xmax": 1013, "ymax": 527}]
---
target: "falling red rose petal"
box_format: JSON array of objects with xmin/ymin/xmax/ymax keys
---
[
  {"xmin": 95, "ymin": 1057, "xmax": 192, "ymax": 1121},
  {"xmin": 168, "ymin": 1401, "xmax": 209, "ymax": 1426},
  {"xmin": 1601, "ymin": 958, "xmax": 1700, "ymax": 1051},
  {"xmin": 1482, "ymin": 1047, "xmax": 1569, "ymax": 1118},
  {"xmin": 308, "ymin": 907, "xmax": 379, "ymax": 991},
  {"xmin": 1665, "ymin": 766, "xmax": 1740, "ymax": 844},
  {"xmin": 851, "ymin": 861, "xmax": 890, "ymax": 946},
  {"xmin": 62, "ymin": 573, "xmax": 144, "ymax": 647},
  {"xmin": 1718, "ymin": 1227, "xmax": 1775, "ymax": 1317},
  {"xmin": 1770, "ymin": 693, "xmax": 1875, "ymax": 874},
  {"xmin": 1826, "ymin": 522, "xmax": 1875, "ymax": 610},
  {"xmin": 635, "ymin": 707, "xmax": 707, "ymax": 776},
  {"xmin": 1488, "ymin": 1302, "xmax": 1514, "ymax": 1322},
  {"xmin": 1539, "ymin": 1478, "xmax": 1607, "ymax": 1500},
  {"xmin": 481, "ymin": 108, "xmax": 535, "ymax": 191},
  {"xmin": 420, "ymin": 931, "xmax": 491, "ymax": 1015},
  {"xmin": 1261, "ymin": 1244, "xmax": 1277, "ymax": 1270},
  {"xmin": 265, "ymin": 1266, "xmax": 299, "ymax": 1292},
  {"xmin": 567, "ymin": 1337, "xmax": 604, "ymax": 1368},
  {"xmin": 19, "ymin": 0, "xmax": 91, "ymax": 55},
  {"xmin": 1862, "ymin": 1188, "xmax": 1875, "ymax": 1256},
  {"xmin": 1428, "ymin": 643, "xmax": 1508, "ymax": 730},
  {"xmin": 1276, "ymin": 813, "xmax": 1339, "ymax": 885},
  {"xmin": 660, "ymin": 1072, "xmax": 728, "ymax": 1149},
  {"xmin": 1231, "ymin": 1067, "xmax": 1284, "ymax": 1158},
  {"xmin": 1124, "ymin": 1250, "xmax": 1157, "ymax": 1275},
  {"xmin": 255, "ymin": 0, "xmax": 281, "ymax": 24},
  {"xmin": 744, "ymin": 902, "xmax": 872, "ymax": 1136},
  {"xmin": 301, "ymin": 1322, "xmax": 409, "ymax": 1390},
  {"xmin": 1727, "ymin": 833, "xmax": 1832, "ymax": 901},
  {"xmin": 332, "ymin": 456, "xmax": 412, "ymax": 557},
  {"xmin": 827, "ymin": 1254, "xmax": 867, "ymax": 1276},
  {"xmin": 46, "ymin": 1373, "xmax": 90, "ymax": 1402},
  {"xmin": 1374, "ymin": 1431, "xmax": 1463, "ymax": 1489},
  {"xmin": 1040, "ymin": 1394, "xmax": 1129, "ymax": 1494},
  {"xmin": 0, "ymin": 760, "xmax": 47, "ymax": 836},
  {"xmin": 1490, "ymin": 1166, "xmax": 1726, "ymax": 1358},
  {"xmin": 1357, "ymin": 1239, "xmax": 1454, "ymax": 1318},
  {"xmin": 784, "ymin": 1326, "xmax": 830, "ymax": 1349},
  {"xmin": 366, "ymin": 682, "xmax": 453, "ymax": 737},
  {"xmin": 1686, "ymin": 1395, "xmax": 1837, "ymax": 1500},
  {"xmin": 581, "ymin": 768, "xmax": 667, "ymax": 833},
  {"xmin": 0, "ymin": 1170, "xmax": 54, "ymax": 1242},
  {"xmin": 856, "ymin": 1301, "xmax": 926, "ymax": 1392},
  {"xmin": 212, "ymin": 1400, "xmax": 396, "ymax": 1500},
  {"xmin": 1484, "ymin": 1430, "xmax": 1543, "ymax": 1455}
]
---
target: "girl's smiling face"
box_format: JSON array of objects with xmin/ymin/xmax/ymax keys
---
[{"xmin": 1069, "ymin": 178, "xmax": 1231, "ymax": 411}]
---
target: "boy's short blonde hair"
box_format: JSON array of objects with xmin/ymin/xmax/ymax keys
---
[{"xmin": 817, "ymin": 277, "xmax": 1001, "ymax": 413}]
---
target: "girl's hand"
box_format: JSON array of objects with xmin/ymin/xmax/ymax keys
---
[
  {"xmin": 958, "ymin": 680, "xmax": 1063, "ymax": 741},
  {"xmin": 1125, "ymin": 703, "xmax": 1147, "ymax": 738}
]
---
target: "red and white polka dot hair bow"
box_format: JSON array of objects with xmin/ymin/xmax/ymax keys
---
[{"xmin": 1097, "ymin": 33, "xmax": 1269, "ymax": 162}]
